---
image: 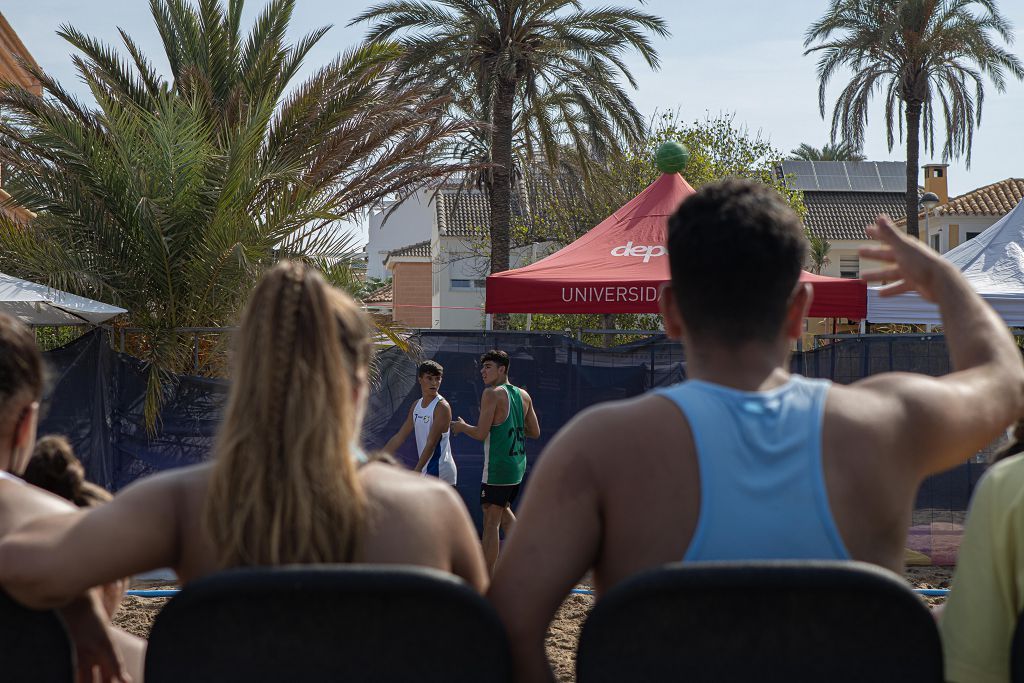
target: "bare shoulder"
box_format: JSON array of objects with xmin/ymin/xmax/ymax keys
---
[
  {"xmin": 360, "ymin": 462, "xmax": 459, "ymax": 507},
  {"xmin": 122, "ymin": 462, "xmax": 213, "ymax": 497},
  {"xmin": 0, "ymin": 478, "xmax": 76, "ymax": 536},
  {"xmin": 541, "ymin": 392, "xmax": 685, "ymax": 470},
  {"xmin": 518, "ymin": 386, "xmax": 534, "ymax": 405},
  {"xmin": 823, "ymin": 379, "xmax": 911, "ymax": 440}
]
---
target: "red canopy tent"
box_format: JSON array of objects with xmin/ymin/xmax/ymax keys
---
[{"xmin": 486, "ymin": 172, "xmax": 866, "ymax": 319}]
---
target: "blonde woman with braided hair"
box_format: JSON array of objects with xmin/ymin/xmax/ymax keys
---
[{"xmin": 0, "ymin": 262, "xmax": 487, "ymax": 614}]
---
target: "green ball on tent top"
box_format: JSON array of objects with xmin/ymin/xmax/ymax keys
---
[{"xmin": 655, "ymin": 141, "xmax": 690, "ymax": 174}]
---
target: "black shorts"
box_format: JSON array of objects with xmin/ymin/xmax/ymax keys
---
[{"xmin": 480, "ymin": 483, "xmax": 521, "ymax": 508}]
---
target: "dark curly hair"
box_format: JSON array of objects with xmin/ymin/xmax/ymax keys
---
[
  {"xmin": 417, "ymin": 360, "xmax": 444, "ymax": 377},
  {"xmin": 667, "ymin": 178, "xmax": 807, "ymax": 345},
  {"xmin": 23, "ymin": 435, "xmax": 111, "ymax": 508},
  {"xmin": 480, "ymin": 350, "xmax": 510, "ymax": 369}
]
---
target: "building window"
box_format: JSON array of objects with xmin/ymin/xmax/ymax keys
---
[
  {"xmin": 966, "ymin": 232, "xmax": 982, "ymax": 241},
  {"xmin": 451, "ymin": 278, "xmax": 486, "ymax": 289},
  {"xmin": 839, "ymin": 255, "xmax": 859, "ymax": 279},
  {"xmin": 930, "ymin": 234, "xmax": 941, "ymax": 252}
]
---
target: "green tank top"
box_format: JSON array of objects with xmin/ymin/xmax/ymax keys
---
[{"xmin": 483, "ymin": 384, "xmax": 527, "ymax": 485}]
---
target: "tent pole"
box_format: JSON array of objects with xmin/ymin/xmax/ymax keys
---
[
  {"xmin": 485, "ymin": 314, "xmax": 493, "ymax": 330},
  {"xmin": 860, "ymin": 320, "xmax": 866, "ymax": 334},
  {"xmin": 526, "ymin": 313, "xmax": 533, "ymax": 331}
]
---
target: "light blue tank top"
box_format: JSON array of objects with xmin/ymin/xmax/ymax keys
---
[{"xmin": 655, "ymin": 375, "xmax": 850, "ymax": 562}]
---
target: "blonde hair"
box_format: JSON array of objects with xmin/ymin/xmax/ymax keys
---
[{"xmin": 203, "ymin": 261, "xmax": 373, "ymax": 567}]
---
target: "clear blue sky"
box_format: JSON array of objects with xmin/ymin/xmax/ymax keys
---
[{"xmin": 6, "ymin": 0, "xmax": 1024, "ymax": 243}]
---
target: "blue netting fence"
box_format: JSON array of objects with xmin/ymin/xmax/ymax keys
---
[{"xmin": 40, "ymin": 330, "xmax": 992, "ymax": 564}]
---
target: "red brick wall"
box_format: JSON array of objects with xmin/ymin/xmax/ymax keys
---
[{"xmin": 392, "ymin": 262, "xmax": 432, "ymax": 328}]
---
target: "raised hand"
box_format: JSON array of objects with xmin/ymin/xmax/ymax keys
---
[{"xmin": 858, "ymin": 215, "xmax": 956, "ymax": 302}]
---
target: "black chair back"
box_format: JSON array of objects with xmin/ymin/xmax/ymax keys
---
[
  {"xmin": 145, "ymin": 565, "xmax": 510, "ymax": 683},
  {"xmin": 576, "ymin": 561, "xmax": 943, "ymax": 683},
  {"xmin": 0, "ymin": 590, "xmax": 74, "ymax": 680},
  {"xmin": 1010, "ymin": 611, "xmax": 1024, "ymax": 681}
]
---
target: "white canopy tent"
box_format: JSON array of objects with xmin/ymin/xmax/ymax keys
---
[
  {"xmin": 867, "ymin": 198, "xmax": 1024, "ymax": 326},
  {"xmin": 0, "ymin": 273, "xmax": 126, "ymax": 326}
]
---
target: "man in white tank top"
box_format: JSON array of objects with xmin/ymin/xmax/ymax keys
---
[{"xmin": 385, "ymin": 360, "xmax": 457, "ymax": 485}]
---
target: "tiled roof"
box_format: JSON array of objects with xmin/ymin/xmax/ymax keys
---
[
  {"xmin": 937, "ymin": 178, "xmax": 1024, "ymax": 217},
  {"xmin": 802, "ymin": 191, "xmax": 907, "ymax": 241},
  {"xmin": 894, "ymin": 178, "xmax": 1024, "ymax": 226},
  {"xmin": 434, "ymin": 191, "xmax": 490, "ymax": 238},
  {"xmin": 383, "ymin": 240, "xmax": 431, "ymax": 267},
  {"xmin": 363, "ymin": 282, "xmax": 393, "ymax": 305},
  {"xmin": 433, "ymin": 173, "xmax": 571, "ymax": 238}
]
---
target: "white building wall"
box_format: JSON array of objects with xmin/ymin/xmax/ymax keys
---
[
  {"xmin": 926, "ymin": 215, "xmax": 1000, "ymax": 254},
  {"xmin": 432, "ymin": 239, "xmax": 558, "ymax": 329},
  {"xmin": 435, "ymin": 238, "xmax": 487, "ymax": 329},
  {"xmin": 813, "ymin": 240, "xmax": 875, "ymax": 279},
  {"xmin": 366, "ymin": 188, "xmax": 434, "ymax": 279}
]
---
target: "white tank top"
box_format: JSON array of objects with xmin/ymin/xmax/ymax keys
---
[
  {"xmin": 0, "ymin": 471, "xmax": 26, "ymax": 485},
  {"xmin": 413, "ymin": 395, "xmax": 457, "ymax": 485}
]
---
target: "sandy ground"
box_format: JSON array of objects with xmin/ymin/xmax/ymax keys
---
[{"xmin": 116, "ymin": 566, "xmax": 954, "ymax": 683}]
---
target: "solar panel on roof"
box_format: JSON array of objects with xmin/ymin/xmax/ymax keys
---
[
  {"xmin": 780, "ymin": 160, "xmax": 907, "ymax": 193},
  {"xmin": 849, "ymin": 175, "xmax": 884, "ymax": 192},
  {"xmin": 880, "ymin": 175, "xmax": 907, "ymax": 193},
  {"xmin": 844, "ymin": 162, "xmax": 876, "ymax": 177},
  {"xmin": 816, "ymin": 174, "xmax": 851, "ymax": 191}
]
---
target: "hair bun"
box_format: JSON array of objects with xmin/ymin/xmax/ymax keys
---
[{"xmin": 23, "ymin": 435, "xmax": 89, "ymax": 504}]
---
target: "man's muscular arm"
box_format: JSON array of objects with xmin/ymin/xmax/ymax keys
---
[
  {"xmin": 853, "ymin": 217, "xmax": 1024, "ymax": 477},
  {"xmin": 452, "ymin": 388, "xmax": 498, "ymax": 442},
  {"xmin": 523, "ymin": 390, "xmax": 540, "ymax": 439}
]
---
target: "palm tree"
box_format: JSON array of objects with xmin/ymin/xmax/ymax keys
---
[
  {"xmin": 790, "ymin": 141, "xmax": 866, "ymax": 161},
  {"xmin": 805, "ymin": 0, "xmax": 1023, "ymax": 238},
  {"xmin": 806, "ymin": 232, "xmax": 833, "ymax": 274},
  {"xmin": 0, "ymin": 0, "xmax": 467, "ymax": 426},
  {"xmin": 353, "ymin": 0, "xmax": 668, "ymax": 326}
]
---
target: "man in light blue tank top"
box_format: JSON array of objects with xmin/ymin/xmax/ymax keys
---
[{"xmin": 489, "ymin": 179, "xmax": 1024, "ymax": 682}]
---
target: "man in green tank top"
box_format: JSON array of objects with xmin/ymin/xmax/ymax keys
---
[{"xmin": 452, "ymin": 349, "xmax": 540, "ymax": 574}]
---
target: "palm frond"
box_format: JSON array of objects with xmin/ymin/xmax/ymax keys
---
[{"xmin": 0, "ymin": 0, "xmax": 472, "ymax": 429}]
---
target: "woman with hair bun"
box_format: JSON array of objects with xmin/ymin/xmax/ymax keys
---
[
  {"xmin": 23, "ymin": 435, "xmax": 112, "ymax": 508},
  {"xmin": 0, "ymin": 262, "xmax": 486, "ymax": 610},
  {"xmin": 0, "ymin": 314, "xmax": 142, "ymax": 681}
]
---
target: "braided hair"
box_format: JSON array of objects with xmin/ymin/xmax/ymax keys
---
[{"xmin": 203, "ymin": 261, "xmax": 373, "ymax": 567}]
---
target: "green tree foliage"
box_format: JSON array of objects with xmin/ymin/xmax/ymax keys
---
[
  {"xmin": 533, "ymin": 113, "xmax": 804, "ymax": 247},
  {"xmin": 805, "ymin": 0, "xmax": 1023, "ymax": 238},
  {"xmin": 353, "ymin": 0, "xmax": 669, "ymax": 328},
  {"xmin": 510, "ymin": 313, "xmax": 663, "ymax": 347},
  {"xmin": 0, "ymin": 0, "xmax": 468, "ymax": 427},
  {"xmin": 789, "ymin": 141, "xmax": 866, "ymax": 161},
  {"xmin": 506, "ymin": 113, "xmax": 805, "ymax": 341}
]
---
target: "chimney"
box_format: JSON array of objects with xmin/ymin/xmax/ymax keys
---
[{"xmin": 923, "ymin": 164, "xmax": 949, "ymax": 204}]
